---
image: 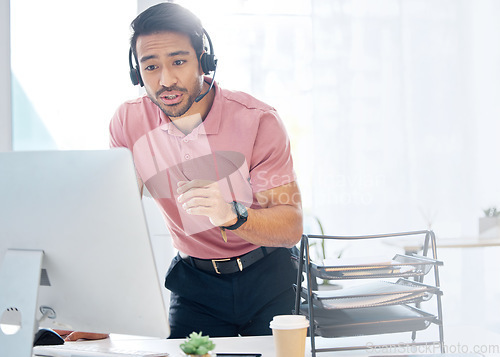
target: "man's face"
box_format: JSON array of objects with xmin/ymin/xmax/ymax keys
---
[{"xmin": 136, "ymin": 31, "xmax": 204, "ymax": 118}]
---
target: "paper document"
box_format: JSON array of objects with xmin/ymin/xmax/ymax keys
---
[
  {"xmin": 317, "ymin": 255, "xmax": 416, "ymax": 277},
  {"xmin": 321, "ymin": 256, "xmax": 394, "ymax": 268},
  {"xmin": 312, "ymin": 280, "xmax": 429, "ymax": 309}
]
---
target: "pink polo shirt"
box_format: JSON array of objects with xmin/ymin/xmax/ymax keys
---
[{"xmin": 109, "ymin": 80, "xmax": 295, "ymax": 259}]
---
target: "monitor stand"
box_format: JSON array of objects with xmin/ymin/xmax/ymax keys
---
[{"xmin": 0, "ymin": 249, "xmax": 44, "ymax": 357}]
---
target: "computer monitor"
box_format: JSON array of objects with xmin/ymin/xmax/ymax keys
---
[{"xmin": 0, "ymin": 148, "xmax": 170, "ymax": 357}]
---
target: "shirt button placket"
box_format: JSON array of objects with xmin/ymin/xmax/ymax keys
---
[{"xmin": 181, "ymin": 137, "xmax": 190, "ymax": 161}]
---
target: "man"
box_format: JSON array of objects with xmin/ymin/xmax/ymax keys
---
[{"xmin": 65, "ymin": 2, "xmax": 302, "ymax": 340}]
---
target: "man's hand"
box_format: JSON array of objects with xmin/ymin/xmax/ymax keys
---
[
  {"xmin": 177, "ymin": 179, "xmax": 303, "ymax": 247},
  {"xmin": 54, "ymin": 330, "xmax": 109, "ymax": 341},
  {"xmin": 177, "ymin": 180, "xmax": 236, "ymax": 227}
]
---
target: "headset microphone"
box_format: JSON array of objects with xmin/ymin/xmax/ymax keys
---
[{"xmin": 195, "ymin": 62, "xmax": 217, "ymax": 102}]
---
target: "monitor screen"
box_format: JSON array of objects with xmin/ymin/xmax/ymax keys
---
[{"xmin": 0, "ymin": 149, "xmax": 170, "ymax": 353}]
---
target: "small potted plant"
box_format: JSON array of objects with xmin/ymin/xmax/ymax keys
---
[
  {"xmin": 180, "ymin": 331, "xmax": 215, "ymax": 357},
  {"xmin": 310, "ymin": 216, "xmax": 345, "ymax": 289}
]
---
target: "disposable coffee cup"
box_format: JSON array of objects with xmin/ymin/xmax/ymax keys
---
[{"xmin": 270, "ymin": 315, "xmax": 309, "ymax": 357}]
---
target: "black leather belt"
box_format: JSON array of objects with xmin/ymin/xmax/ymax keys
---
[{"xmin": 181, "ymin": 247, "xmax": 278, "ymax": 275}]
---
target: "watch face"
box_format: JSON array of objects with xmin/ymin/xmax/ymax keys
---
[{"xmin": 234, "ymin": 202, "xmax": 248, "ymax": 218}]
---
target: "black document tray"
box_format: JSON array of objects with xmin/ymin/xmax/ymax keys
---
[
  {"xmin": 302, "ymin": 304, "xmax": 435, "ymax": 338},
  {"xmin": 311, "ymin": 254, "xmax": 442, "ymax": 280}
]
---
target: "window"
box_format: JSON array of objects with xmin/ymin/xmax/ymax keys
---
[{"xmin": 11, "ymin": 0, "xmax": 137, "ymax": 150}]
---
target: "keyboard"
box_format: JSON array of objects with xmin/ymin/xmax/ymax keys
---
[{"xmin": 33, "ymin": 343, "xmax": 169, "ymax": 357}]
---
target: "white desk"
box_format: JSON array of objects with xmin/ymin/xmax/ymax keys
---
[
  {"xmin": 385, "ymin": 236, "xmax": 500, "ymax": 255},
  {"xmin": 36, "ymin": 324, "xmax": 500, "ymax": 357},
  {"xmin": 34, "ymin": 334, "xmax": 375, "ymax": 357}
]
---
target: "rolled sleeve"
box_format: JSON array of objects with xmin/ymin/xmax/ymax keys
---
[{"xmin": 249, "ymin": 111, "xmax": 296, "ymax": 192}]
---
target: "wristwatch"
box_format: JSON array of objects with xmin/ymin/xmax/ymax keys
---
[{"xmin": 222, "ymin": 201, "xmax": 248, "ymax": 230}]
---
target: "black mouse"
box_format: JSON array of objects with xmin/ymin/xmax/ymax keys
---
[{"xmin": 33, "ymin": 328, "xmax": 65, "ymax": 346}]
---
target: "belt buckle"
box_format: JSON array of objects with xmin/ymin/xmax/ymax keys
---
[{"xmin": 211, "ymin": 258, "xmax": 230, "ymax": 274}]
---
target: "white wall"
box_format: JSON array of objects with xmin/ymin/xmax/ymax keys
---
[{"xmin": 0, "ymin": 0, "xmax": 12, "ymax": 152}]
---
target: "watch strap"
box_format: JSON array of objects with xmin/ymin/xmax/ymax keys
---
[{"xmin": 222, "ymin": 201, "xmax": 247, "ymax": 230}]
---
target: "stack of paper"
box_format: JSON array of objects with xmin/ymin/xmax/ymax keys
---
[
  {"xmin": 312, "ymin": 280, "xmax": 429, "ymax": 309},
  {"xmin": 316, "ymin": 255, "xmax": 417, "ymax": 277}
]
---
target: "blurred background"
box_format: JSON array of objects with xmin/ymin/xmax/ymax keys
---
[{"xmin": 7, "ymin": 0, "xmax": 500, "ymax": 237}]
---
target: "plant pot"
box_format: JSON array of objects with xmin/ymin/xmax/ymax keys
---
[{"xmin": 479, "ymin": 217, "xmax": 500, "ymax": 239}]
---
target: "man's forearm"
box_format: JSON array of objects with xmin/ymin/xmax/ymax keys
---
[
  {"xmin": 177, "ymin": 180, "xmax": 304, "ymax": 247},
  {"xmin": 231, "ymin": 204, "xmax": 303, "ymax": 248}
]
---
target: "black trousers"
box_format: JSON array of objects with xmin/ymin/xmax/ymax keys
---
[{"xmin": 165, "ymin": 247, "xmax": 298, "ymax": 338}]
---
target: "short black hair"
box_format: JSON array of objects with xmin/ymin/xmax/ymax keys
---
[{"xmin": 130, "ymin": 2, "xmax": 204, "ymax": 61}]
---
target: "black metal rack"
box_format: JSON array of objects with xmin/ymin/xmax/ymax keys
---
[{"xmin": 294, "ymin": 230, "xmax": 444, "ymax": 356}]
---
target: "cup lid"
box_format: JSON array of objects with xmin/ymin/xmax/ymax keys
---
[{"xmin": 269, "ymin": 315, "xmax": 309, "ymax": 330}]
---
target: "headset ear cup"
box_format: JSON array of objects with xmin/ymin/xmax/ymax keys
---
[
  {"xmin": 128, "ymin": 48, "xmax": 144, "ymax": 87},
  {"xmin": 136, "ymin": 67, "xmax": 144, "ymax": 86},
  {"xmin": 129, "ymin": 68, "xmax": 139, "ymax": 86},
  {"xmin": 200, "ymin": 53, "xmax": 217, "ymax": 75},
  {"xmin": 205, "ymin": 54, "xmax": 217, "ymax": 73},
  {"xmin": 200, "ymin": 53, "xmax": 209, "ymax": 75},
  {"xmin": 129, "ymin": 67, "xmax": 144, "ymax": 87}
]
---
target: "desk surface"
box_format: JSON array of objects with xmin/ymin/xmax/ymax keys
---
[
  {"xmin": 436, "ymin": 236, "xmax": 500, "ymax": 248},
  {"xmin": 33, "ymin": 324, "xmax": 500, "ymax": 357},
  {"xmin": 385, "ymin": 236, "xmax": 500, "ymax": 254}
]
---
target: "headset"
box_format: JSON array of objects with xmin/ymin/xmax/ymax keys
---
[{"xmin": 128, "ymin": 28, "xmax": 218, "ymax": 103}]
